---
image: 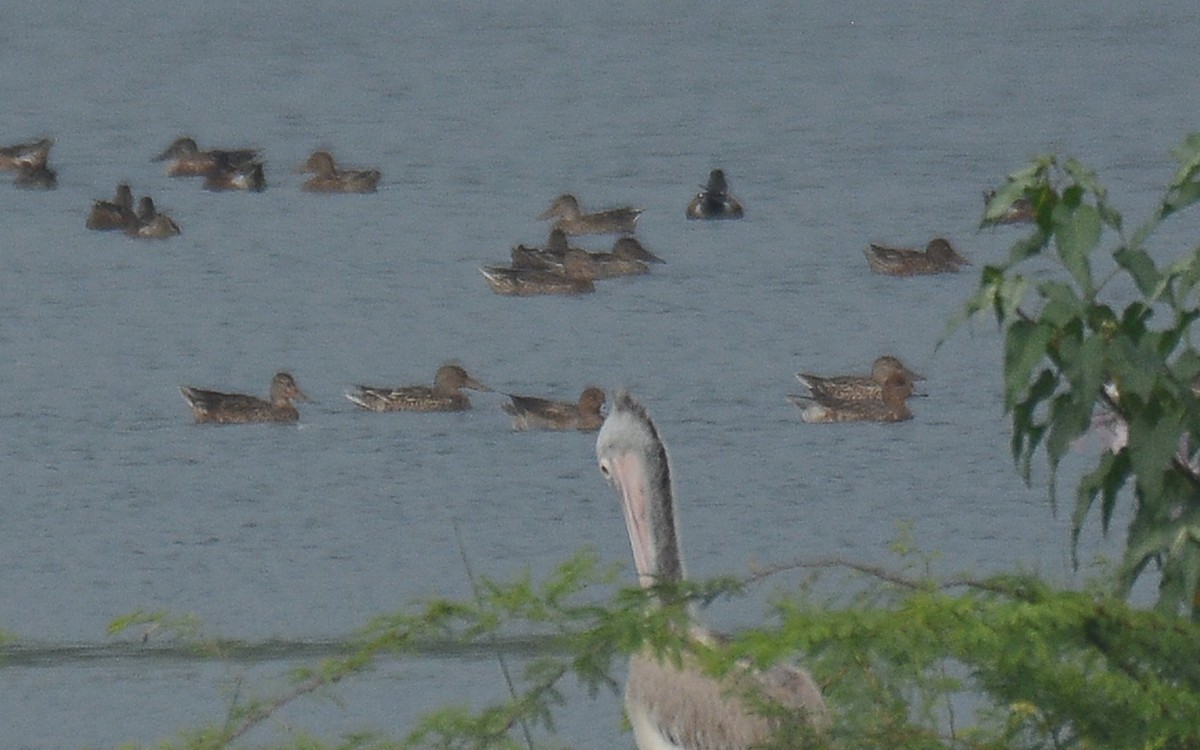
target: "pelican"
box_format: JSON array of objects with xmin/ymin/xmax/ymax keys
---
[{"xmin": 596, "ymin": 391, "xmax": 830, "ymax": 750}]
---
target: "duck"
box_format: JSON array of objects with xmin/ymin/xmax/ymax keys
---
[
  {"xmin": 686, "ymin": 169, "xmax": 744, "ymax": 220},
  {"xmin": 538, "ymin": 193, "xmax": 643, "ymax": 236},
  {"xmin": 509, "ymin": 229, "xmax": 581, "ymax": 270},
  {"xmin": 795, "ymin": 355, "xmax": 924, "ymax": 402},
  {"xmin": 862, "ymin": 238, "xmax": 969, "ymax": 276},
  {"xmin": 202, "ymin": 155, "xmax": 266, "ymax": 192},
  {"xmin": 0, "ymin": 137, "xmax": 54, "ymax": 172},
  {"xmin": 153, "ymin": 136, "xmax": 260, "ymax": 177},
  {"xmin": 12, "ymin": 161, "xmax": 57, "ymax": 190},
  {"xmin": 180, "ymin": 372, "xmax": 309, "ymax": 424},
  {"xmin": 86, "ymin": 184, "xmax": 138, "ymax": 230},
  {"xmin": 127, "ymin": 197, "xmax": 181, "ymax": 239},
  {"xmin": 597, "ymin": 391, "xmax": 831, "ymax": 750},
  {"xmin": 511, "ymin": 232, "xmax": 664, "ymax": 280},
  {"xmin": 480, "ymin": 248, "xmax": 596, "ymax": 296},
  {"xmin": 788, "ymin": 373, "xmax": 915, "ymax": 423},
  {"xmin": 502, "ymin": 387, "xmax": 606, "ymax": 431},
  {"xmin": 346, "ymin": 364, "xmax": 491, "ymax": 412},
  {"xmin": 295, "ymin": 150, "xmax": 381, "ymax": 193},
  {"xmin": 983, "ymin": 190, "xmax": 1035, "ymax": 225},
  {"xmin": 585, "ymin": 237, "xmax": 665, "ymax": 278}
]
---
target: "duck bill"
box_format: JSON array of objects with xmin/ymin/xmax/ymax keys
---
[{"xmin": 466, "ymin": 377, "xmax": 492, "ymax": 393}]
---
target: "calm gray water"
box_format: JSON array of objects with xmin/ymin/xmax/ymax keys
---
[{"xmin": 2, "ymin": 1, "xmax": 1198, "ymax": 747}]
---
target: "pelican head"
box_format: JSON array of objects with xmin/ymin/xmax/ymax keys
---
[{"xmin": 597, "ymin": 391, "xmax": 684, "ymax": 589}]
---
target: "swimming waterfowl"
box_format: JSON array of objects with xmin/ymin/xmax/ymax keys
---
[
  {"xmin": 597, "ymin": 392, "xmax": 830, "ymax": 750},
  {"xmin": 12, "ymin": 161, "xmax": 56, "ymax": 190},
  {"xmin": 796, "ymin": 355, "xmax": 924, "ymax": 402},
  {"xmin": 585, "ymin": 237, "xmax": 664, "ymax": 278},
  {"xmin": 296, "ymin": 150, "xmax": 381, "ymax": 193},
  {"xmin": 153, "ymin": 136, "xmax": 260, "ymax": 177},
  {"xmin": 538, "ymin": 193, "xmax": 643, "ymax": 236},
  {"xmin": 127, "ymin": 197, "xmax": 180, "ymax": 239},
  {"xmin": 686, "ymin": 169, "xmax": 744, "ymax": 220},
  {"xmin": 86, "ymin": 184, "xmax": 137, "ymax": 230},
  {"xmin": 481, "ymin": 248, "xmax": 596, "ymax": 296},
  {"xmin": 180, "ymin": 372, "xmax": 309, "ymax": 424},
  {"xmin": 863, "ymin": 238, "xmax": 969, "ymax": 276},
  {"xmin": 511, "ymin": 233, "xmax": 663, "ymax": 279},
  {"xmin": 788, "ymin": 373, "xmax": 915, "ymax": 423},
  {"xmin": 510, "ymin": 229, "xmax": 579, "ymax": 270},
  {"xmin": 0, "ymin": 137, "xmax": 53, "ymax": 171},
  {"xmin": 983, "ymin": 190, "xmax": 1035, "ymax": 225},
  {"xmin": 346, "ymin": 364, "xmax": 491, "ymax": 412},
  {"xmin": 203, "ymin": 155, "xmax": 266, "ymax": 192},
  {"xmin": 502, "ymin": 387, "xmax": 606, "ymax": 431}
]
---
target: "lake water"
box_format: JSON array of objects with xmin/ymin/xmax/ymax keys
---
[{"xmin": 2, "ymin": 1, "xmax": 1199, "ymax": 747}]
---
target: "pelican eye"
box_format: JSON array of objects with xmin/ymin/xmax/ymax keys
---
[{"xmin": 598, "ymin": 459, "xmax": 611, "ymax": 478}]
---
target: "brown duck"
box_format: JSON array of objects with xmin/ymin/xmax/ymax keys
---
[
  {"xmin": 180, "ymin": 372, "xmax": 310, "ymax": 424},
  {"xmin": 346, "ymin": 364, "xmax": 491, "ymax": 412}
]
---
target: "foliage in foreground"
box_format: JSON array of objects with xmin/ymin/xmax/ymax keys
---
[
  {"xmin": 107, "ymin": 551, "xmax": 1200, "ymax": 750},
  {"xmin": 66, "ymin": 135, "xmax": 1200, "ymax": 749},
  {"xmin": 963, "ymin": 134, "xmax": 1200, "ymax": 616}
]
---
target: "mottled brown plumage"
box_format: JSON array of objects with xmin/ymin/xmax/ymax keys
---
[
  {"xmin": 538, "ymin": 193, "xmax": 642, "ymax": 236},
  {"xmin": 180, "ymin": 372, "xmax": 309, "ymax": 424},
  {"xmin": 503, "ymin": 387, "xmax": 606, "ymax": 431},
  {"xmin": 796, "ymin": 355, "xmax": 923, "ymax": 401},
  {"xmin": 87, "ymin": 184, "xmax": 137, "ymax": 231},
  {"xmin": 788, "ymin": 373, "xmax": 915, "ymax": 423},
  {"xmin": 863, "ymin": 238, "xmax": 969, "ymax": 276},
  {"xmin": 296, "ymin": 150, "xmax": 381, "ymax": 193},
  {"xmin": 346, "ymin": 364, "xmax": 490, "ymax": 412}
]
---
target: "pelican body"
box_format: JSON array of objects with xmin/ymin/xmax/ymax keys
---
[
  {"xmin": 180, "ymin": 372, "xmax": 309, "ymax": 424},
  {"xmin": 597, "ymin": 392, "xmax": 830, "ymax": 750},
  {"xmin": 346, "ymin": 364, "xmax": 490, "ymax": 412}
]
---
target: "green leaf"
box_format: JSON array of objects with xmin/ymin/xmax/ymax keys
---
[
  {"xmin": 1168, "ymin": 132, "xmax": 1200, "ymax": 188},
  {"xmin": 1052, "ymin": 202, "xmax": 1102, "ymax": 294},
  {"xmin": 1037, "ymin": 280, "xmax": 1084, "ymax": 328},
  {"xmin": 1126, "ymin": 406, "xmax": 1183, "ymax": 499},
  {"xmin": 1114, "ymin": 246, "xmax": 1162, "ymax": 297},
  {"xmin": 1003, "ymin": 321, "xmax": 1054, "ymax": 407}
]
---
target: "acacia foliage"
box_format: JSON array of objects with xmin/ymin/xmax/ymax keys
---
[
  {"xmin": 961, "ymin": 134, "xmax": 1200, "ymax": 617},
  {"xmin": 106, "ymin": 553, "xmax": 1200, "ymax": 750}
]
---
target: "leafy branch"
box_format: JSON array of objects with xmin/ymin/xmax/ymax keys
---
[{"xmin": 953, "ymin": 134, "xmax": 1200, "ymax": 616}]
